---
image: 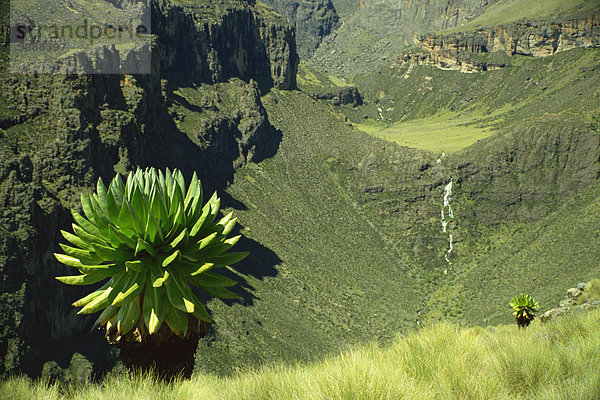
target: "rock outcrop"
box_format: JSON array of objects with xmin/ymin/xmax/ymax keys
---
[
  {"xmin": 393, "ymin": 50, "xmax": 508, "ymax": 74},
  {"xmin": 260, "ymin": 0, "xmax": 340, "ymax": 59},
  {"xmin": 417, "ymin": 14, "xmax": 600, "ymax": 72},
  {"xmin": 312, "ymin": 86, "xmax": 363, "ymax": 106},
  {"xmin": 540, "ymin": 281, "xmax": 600, "ymax": 323},
  {"xmin": 0, "ymin": 0, "xmax": 296, "ymax": 379}
]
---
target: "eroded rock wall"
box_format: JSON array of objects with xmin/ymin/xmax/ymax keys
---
[
  {"xmin": 417, "ymin": 14, "xmax": 600, "ymax": 71},
  {"xmin": 0, "ymin": 0, "xmax": 296, "ymax": 379}
]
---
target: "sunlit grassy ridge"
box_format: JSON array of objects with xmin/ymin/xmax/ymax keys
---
[
  {"xmin": 444, "ymin": 0, "xmax": 600, "ymax": 33},
  {"xmin": 4, "ymin": 309, "xmax": 600, "ymax": 399}
]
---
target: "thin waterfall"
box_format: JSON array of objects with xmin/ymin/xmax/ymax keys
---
[{"xmin": 441, "ymin": 179, "xmax": 454, "ymax": 274}]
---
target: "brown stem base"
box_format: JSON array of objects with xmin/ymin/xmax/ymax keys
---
[{"xmin": 108, "ymin": 318, "xmax": 209, "ymax": 380}]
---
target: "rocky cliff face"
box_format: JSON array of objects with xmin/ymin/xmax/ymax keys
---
[
  {"xmin": 153, "ymin": 0, "xmax": 298, "ymax": 90},
  {"xmin": 311, "ymin": 0, "xmax": 497, "ymax": 75},
  {"xmin": 417, "ymin": 14, "xmax": 600, "ymax": 71},
  {"xmin": 260, "ymin": 0, "xmax": 340, "ymax": 58},
  {"xmin": 0, "ymin": 0, "xmax": 296, "ymax": 379}
]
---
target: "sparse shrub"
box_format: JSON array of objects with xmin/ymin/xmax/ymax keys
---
[
  {"xmin": 510, "ymin": 294, "xmax": 539, "ymax": 328},
  {"xmin": 591, "ymin": 115, "xmax": 600, "ymax": 134}
]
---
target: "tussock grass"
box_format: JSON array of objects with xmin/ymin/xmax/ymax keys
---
[
  {"xmin": 579, "ymin": 279, "xmax": 600, "ymax": 304},
  {"xmin": 3, "ymin": 309, "xmax": 600, "ymax": 399}
]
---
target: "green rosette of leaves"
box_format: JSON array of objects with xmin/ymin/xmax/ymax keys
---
[
  {"xmin": 510, "ymin": 294, "xmax": 539, "ymax": 328},
  {"xmin": 54, "ymin": 168, "xmax": 248, "ymax": 339}
]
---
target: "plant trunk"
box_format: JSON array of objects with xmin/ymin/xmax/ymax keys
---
[{"xmin": 109, "ymin": 317, "xmax": 209, "ymax": 380}]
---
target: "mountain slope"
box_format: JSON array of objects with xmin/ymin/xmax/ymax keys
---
[{"xmin": 195, "ymin": 90, "xmax": 432, "ymax": 374}]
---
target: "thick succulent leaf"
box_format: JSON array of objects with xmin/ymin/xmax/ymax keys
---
[
  {"xmin": 174, "ymin": 170, "xmax": 186, "ymax": 199},
  {"xmin": 158, "ymin": 170, "xmax": 167, "ymax": 198},
  {"xmin": 56, "ymin": 274, "xmax": 107, "ymax": 286},
  {"xmin": 162, "ymin": 250, "xmax": 181, "ymax": 267},
  {"xmin": 186, "ymin": 232, "xmax": 219, "ymax": 256},
  {"xmin": 149, "ymin": 262, "xmax": 163, "ymax": 286},
  {"xmin": 78, "ymin": 287, "xmax": 115, "ymax": 314},
  {"xmin": 117, "ymin": 298, "xmax": 141, "ymax": 335},
  {"xmin": 184, "ymin": 172, "xmax": 200, "ymax": 211},
  {"xmin": 71, "ymin": 211, "xmax": 101, "ymax": 237},
  {"xmin": 80, "ymin": 193, "xmax": 96, "ymax": 223},
  {"xmin": 58, "ymin": 244, "xmax": 103, "ymax": 264},
  {"xmin": 61, "ymin": 230, "xmax": 94, "ymax": 250},
  {"xmin": 206, "ymin": 196, "xmax": 221, "ymax": 228},
  {"xmin": 189, "ymin": 262, "xmax": 215, "ymax": 276},
  {"xmin": 72, "ymin": 224, "xmax": 107, "ymax": 246},
  {"xmin": 54, "ymin": 253, "xmax": 117, "ymax": 271},
  {"xmin": 93, "ymin": 304, "xmax": 119, "ymax": 330},
  {"xmin": 135, "ymin": 238, "xmax": 158, "ymax": 257},
  {"xmin": 220, "ymin": 218, "xmax": 238, "ymax": 237},
  {"xmin": 125, "ymin": 171, "xmax": 135, "ymax": 200},
  {"xmin": 202, "ymin": 286, "xmax": 239, "ymax": 300},
  {"xmin": 131, "ymin": 186, "xmax": 150, "ymax": 238},
  {"xmin": 165, "ymin": 275, "xmax": 195, "ymax": 314},
  {"xmin": 215, "ymin": 212, "xmax": 234, "ymax": 229},
  {"xmin": 112, "ymin": 271, "xmax": 145, "ymax": 307},
  {"xmin": 143, "ymin": 284, "xmax": 166, "ymax": 334},
  {"xmin": 89, "ymin": 193, "xmax": 110, "ymax": 231},
  {"xmin": 201, "ymin": 241, "xmax": 237, "ymax": 258},
  {"xmin": 189, "ymin": 271, "xmax": 237, "ymax": 288},
  {"xmin": 116, "ymin": 200, "xmax": 135, "ymax": 234},
  {"xmin": 125, "ymin": 199, "xmax": 145, "ymax": 237},
  {"xmin": 105, "ymin": 189, "xmax": 120, "ymax": 224},
  {"xmin": 91, "ymin": 243, "xmax": 133, "ymax": 262},
  {"xmin": 108, "ymin": 225, "xmax": 136, "ymax": 249},
  {"xmin": 96, "ymin": 178, "xmax": 108, "ymax": 212},
  {"xmin": 165, "ymin": 169, "xmax": 174, "ymax": 203},
  {"xmin": 125, "ymin": 258, "xmax": 152, "ymax": 273},
  {"xmin": 109, "ymin": 174, "xmax": 125, "ymax": 207},
  {"xmin": 72, "ymin": 280, "xmax": 112, "ymax": 307},
  {"xmin": 189, "ymin": 202, "xmax": 211, "ymax": 237},
  {"xmin": 206, "ymin": 251, "xmax": 249, "ymax": 267},
  {"xmin": 162, "ymin": 228, "xmax": 189, "ymax": 252},
  {"xmin": 165, "ymin": 303, "xmax": 188, "ymax": 337},
  {"xmin": 149, "ymin": 185, "xmax": 169, "ymax": 232},
  {"xmin": 145, "ymin": 214, "xmax": 164, "ymax": 244},
  {"xmin": 171, "ymin": 203, "xmax": 186, "ymax": 236},
  {"xmin": 76, "ymin": 272, "xmax": 128, "ymax": 309},
  {"xmin": 189, "ymin": 296, "xmax": 213, "ymax": 323}
]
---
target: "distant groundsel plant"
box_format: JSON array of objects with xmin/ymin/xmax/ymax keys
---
[
  {"xmin": 54, "ymin": 168, "xmax": 248, "ymax": 344},
  {"xmin": 510, "ymin": 294, "xmax": 539, "ymax": 328}
]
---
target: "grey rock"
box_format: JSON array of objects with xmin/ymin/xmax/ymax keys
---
[{"xmin": 261, "ymin": 0, "xmax": 340, "ymax": 58}]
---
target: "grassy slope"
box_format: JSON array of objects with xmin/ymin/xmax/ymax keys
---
[
  {"xmin": 193, "ymin": 90, "xmax": 428, "ymax": 374},
  {"xmin": 428, "ymin": 181, "xmax": 600, "ymax": 326},
  {"xmin": 5, "ymin": 309, "xmax": 600, "ymax": 399}
]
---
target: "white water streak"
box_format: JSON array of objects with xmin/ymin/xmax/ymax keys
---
[{"xmin": 441, "ymin": 179, "xmax": 454, "ymax": 271}]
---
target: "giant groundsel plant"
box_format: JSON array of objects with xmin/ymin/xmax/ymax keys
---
[
  {"xmin": 510, "ymin": 294, "xmax": 539, "ymax": 328},
  {"xmin": 54, "ymin": 168, "xmax": 248, "ymax": 340}
]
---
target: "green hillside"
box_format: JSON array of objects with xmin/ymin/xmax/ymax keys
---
[
  {"xmin": 193, "ymin": 90, "xmax": 432, "ymax": 374},
  {"xmin": 5, "ymin": 308, "xmax": 600, "ymax": 399},
  {"xmin": 427, "ymin": 181, "xmax": 600, "ymax": 325}
]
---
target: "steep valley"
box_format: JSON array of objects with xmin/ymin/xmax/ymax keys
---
[{"xmin": 0, "ymin": 0, "xmax": 599, "ymax": 385}]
